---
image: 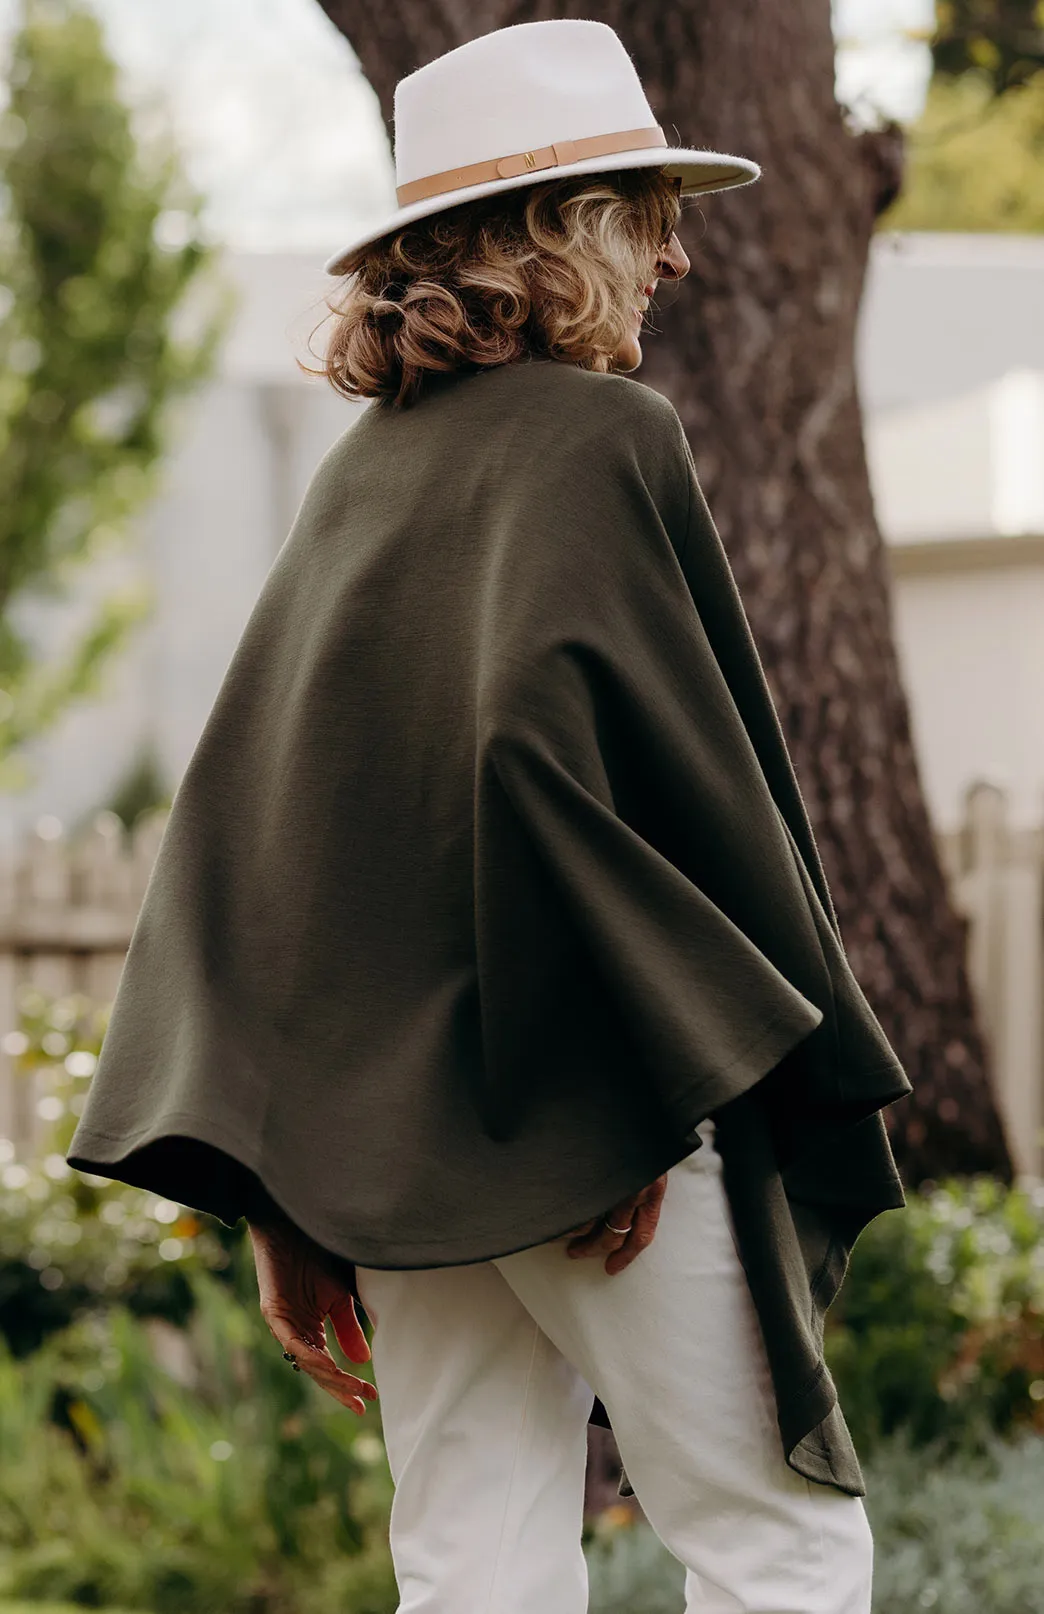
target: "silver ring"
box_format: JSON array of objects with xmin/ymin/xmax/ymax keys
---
[{"xmin": 604, "ymin": 1220, "xmax": 632, "ymax": 1236}]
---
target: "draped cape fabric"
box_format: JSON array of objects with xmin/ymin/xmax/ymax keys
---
[{"xmin": 67, "ymin": 357, "xmax": 912, "ymax": 1497}]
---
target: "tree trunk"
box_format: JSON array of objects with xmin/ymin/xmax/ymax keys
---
[{"xmin": 315, "ymin": 0, "xmax": 1013, "ymax": 1186}]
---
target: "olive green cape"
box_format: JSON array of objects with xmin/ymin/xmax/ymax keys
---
[{"xmin": 68, "ymin": 357, "xmax": 911, "ymax": 1496}]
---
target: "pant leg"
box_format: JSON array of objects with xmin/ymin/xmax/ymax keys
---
[
  {"xmin": 493, "ymin": 1120, "xmax": 874, "ymax": 1614},
  {"xmin": 354, "ymin": 1256, "xmax": 595, "ymax": 1614}
]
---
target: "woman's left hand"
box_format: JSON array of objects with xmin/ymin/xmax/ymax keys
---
[{"xmin": 562, "ymin": 1174, "xmax": 668, "ymax": 1276}]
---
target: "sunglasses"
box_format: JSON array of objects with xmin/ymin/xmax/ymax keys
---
[{"xmin": 660, "ymin": 175, "xmax": 683, "ymax": 247}]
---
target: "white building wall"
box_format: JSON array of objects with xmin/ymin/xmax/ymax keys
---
[
  {"xmin": 147, "ymin": 378, "xmax": 355, "ymax": 788},
  {"xmin": 858, "ymin": 232, "xmax": 1044, "ymax": 413},
  {"xmin": 888, "ymin": 560, "xmax": 1044, "ymax": 832},
  {"xmin": 867, "ymin": 388, "xmax": 995, "ymax": 542}
]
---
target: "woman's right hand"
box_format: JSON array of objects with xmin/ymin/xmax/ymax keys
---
[
  {"xmin": 560, "ymin": 1173, "xmax": 669, "ymax": 1276},
  {"xmin": 247, "ymin": 1207, "xmax": 379, "ymax": 1415}
]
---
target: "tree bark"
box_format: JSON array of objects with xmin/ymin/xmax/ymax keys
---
[{"xmin": 316, "ymin": 0, "xmax": 1013, "ymax": 1185}]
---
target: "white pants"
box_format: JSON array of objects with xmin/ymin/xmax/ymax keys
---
[{"xmin": 355, "ymin": 1119, "xmax": 873, "ymax": 1614}]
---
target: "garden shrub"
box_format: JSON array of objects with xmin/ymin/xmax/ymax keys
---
[
  {"xmin": 585, "ymin": 1513, "xmax": 685, "ymax": 1613},
  {"xmin": 0, "ymin": 1605, "xmax": 149, "ymax": 1613},
  {"xmin": 864, "ymin": 1430, "xmax": 1044, "ymax": 1613},
  {"xmin": 582, "ymin": 1432, "xmax": 1044, "ymax": 1614},
  {"xmin": 0, "ymin": 1253, "xmax": 395, "ymax": 1614},
  {"xmin": 825, "ymin": 1176, "xmax": 1044, "ymax": 1455}
]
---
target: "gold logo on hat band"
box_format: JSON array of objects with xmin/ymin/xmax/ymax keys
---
[{"xmin": 396, "ymin": 125, "xmax": 668, "ymax": 208}]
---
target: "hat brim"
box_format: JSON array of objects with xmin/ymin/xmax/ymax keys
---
[{"xmin": 323, "ymin": 147, "xmax": 760, "ymax": 275}]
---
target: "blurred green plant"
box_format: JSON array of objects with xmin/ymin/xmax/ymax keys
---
[
  {"xmin": 584, "ymin": 1510, "xmax": 685, "ymax": 1613},
  {"xmin": 876, "ymin": 0, "xmax": 1044, "ymax": 232},
  {"xmin": 101, "ymin": 743, "xmax": 172, "ymax": 832},
  {"xmin": 825, "ymin": 1175, "xmax": 1044, "ymax": 1455},
  {"xmin": 864, "ymin": 1429, "xmax": 1044, "ymax": 1613},
  {"xmin": 0, "ymin": 1260, "xmax": 394, "ymax": 1614},
  {"xmin": 882, "ymin": 67, "xmax": 1044, "ymax": 231},
  {"xmin": 582, "ymin": 1431, "xmax": 1044, "ymax": 1614},
  {"xmin": 0, "ymin": 1605, "xmax": 148, "ymax": 1613},
  {"xmin": 932, "ymin": 0, "xmax": 1044, "ymax": 95},
  {"xmin": 1, "ymin": 987, "xmax": 395, "ymax": 1610},
  {"xmin": 0, "ymin": 0, "xmax": 231, "ymax": 790}
]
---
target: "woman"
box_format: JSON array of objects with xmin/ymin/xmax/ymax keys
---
[{"xmin": 67, "ymin": 19, "xmax": 912, "ymax": 1613}]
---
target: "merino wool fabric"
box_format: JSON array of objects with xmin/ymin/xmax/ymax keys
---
[{"xmin": 67, "ymin": 356, "xmax": 913, "ymax": 1496}]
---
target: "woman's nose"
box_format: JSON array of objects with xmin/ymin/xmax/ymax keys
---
[{"xmin": 657, "ymin": 235, "xmax": 690, "ymax": 282}]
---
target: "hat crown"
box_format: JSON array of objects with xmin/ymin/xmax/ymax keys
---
[{"xmin": 392, "ymin": 20, "xmax": 656, "ymax": 189}]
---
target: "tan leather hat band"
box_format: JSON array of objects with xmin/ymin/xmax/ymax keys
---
[{"xmin": 396, "ymin": 124, "xmax": 668, "ymax": 208}]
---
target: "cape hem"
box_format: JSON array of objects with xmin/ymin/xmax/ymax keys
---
[
  {"xmin": 65, "ymin": 1000, "xmax": 825, "ymax": 1271},
  {"xmin": 68, "ymin": 1106, "xmax": 702, "ymax": 1271}
]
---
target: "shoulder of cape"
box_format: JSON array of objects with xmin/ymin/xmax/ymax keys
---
[
  {"xmin": 297, "ymin": 366, "xmax": 696, "ymax": 565},
  {"xmin": 504, "ymin": 362, "xmax": 691, "ymax": 462},
  {"xmin": 325, "ymin": 363, "xmax": 691, "ymax": 474},
  {"xmin": 474, "ymin": 370, "xmax": 698, "ymax": 596},
  {"xmin": 538, "ymin": 367, "xmax": 695, "ymax": 532},
  {"xmin": 495, "ymin": 364, "xmax": 697, "ymax": 531}
]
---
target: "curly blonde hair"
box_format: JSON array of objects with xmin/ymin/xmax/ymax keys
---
[{"xmin": 309, "ymin": 167, "xmax": 684, "ymax": 409}]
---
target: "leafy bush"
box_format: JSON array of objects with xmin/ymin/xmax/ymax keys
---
[
  {"xmin": 825, "ymin": 1177, "xmax": 1044, "ymax": 1455},
  {"xmin": 0, "ymin": 1605, "xmax": 148, "ymax": 1613},
  {"xmin": 865, "ymin": 1431, "xmax": 1044, "ymax": 1613},
  {"xmin": 585, "ymin": 1512, "xmax": 684, "ymax": 1613},
  {"xmin": 583, "ymin": 1433, "xmax": 1044, "ymax": 1614},
  {"xmin": 0, "ymin": 988, "xmax": 396, "ymax": 1610},
  {"xmin": 0, "ymin": 1252, "xmax": 395, "ymax": 1614}
]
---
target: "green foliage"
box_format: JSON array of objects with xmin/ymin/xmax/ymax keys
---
[
  {"xmin": 933, "ymin": 0, "xmax": 1044, "ymax": 95},
  {"xmin": 865, "ymin": 1431, "xmax": 1044, "ymax": 1612},
  {"xmin": 585, "ymin": 1516, "xmax": 684, "ymax": 1613},
  {"xmin": 0, "ymin": 0, "xmax": 231, "ymax": 787},
  {"xmin": 0, "ymin": 1605, "xmax": 148, "ymax": 1613},
  {"xmin": 1, "ymin": 988, "xmax": 394, "ymax": 1611},
  {"xmin": 825, "ymin": 1176, "xmax": 1044, "ymax": 1455},
  {"xmin": 101, "ymin": 744, "xmax": 172, "ymax": 832},
  {"xmin": 881, "ymin": 67, "xmax": 1044, "ymax": 231},
  {"xmin": 0, "ymin": 1606, "xmax": 147, "ymax": 1613},
  {"xmin": 582, "ymin": 1433, "xmax": 1044, "ymax": 1614},
  {"xmin": 0, "ymin": 1262, "xmax": 394, "ymax": 1613}
]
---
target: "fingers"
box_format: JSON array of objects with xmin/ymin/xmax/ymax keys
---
[
  {"xmin": 605, "ymin": 1177, "xmax": 667, "ymax": 1275},
  {"xmin": 261, "ymin": 1305, "xmax": 379, "ymax": 1414},
  {"xmin": 565, "ymin": 1174, "xmax": 668, "ymax": 1275},
  {"xmin": 565, "ymin": 1193, "xmax": 640, "ymax": 1260},
  {"xmin": 327, "ymin": 1291, "xmax": 372, "ymax": 1364}
]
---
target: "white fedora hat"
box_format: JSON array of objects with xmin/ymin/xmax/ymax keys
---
[{"xmin": 324, "ymin": 18, "xmax": 760, "ymax": 275}]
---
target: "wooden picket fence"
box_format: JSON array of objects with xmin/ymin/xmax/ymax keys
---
[
  {"xmin": 936, "ymin": 782, "xmax": 1044, "ymax": 1180},
  {"xmin": 0, "ymin": 809, "xmax": 166, "ymax": 1152},
  {"xmin": 0, "ymin": 784, "xmax": 1041, "ymax": 1176}
]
